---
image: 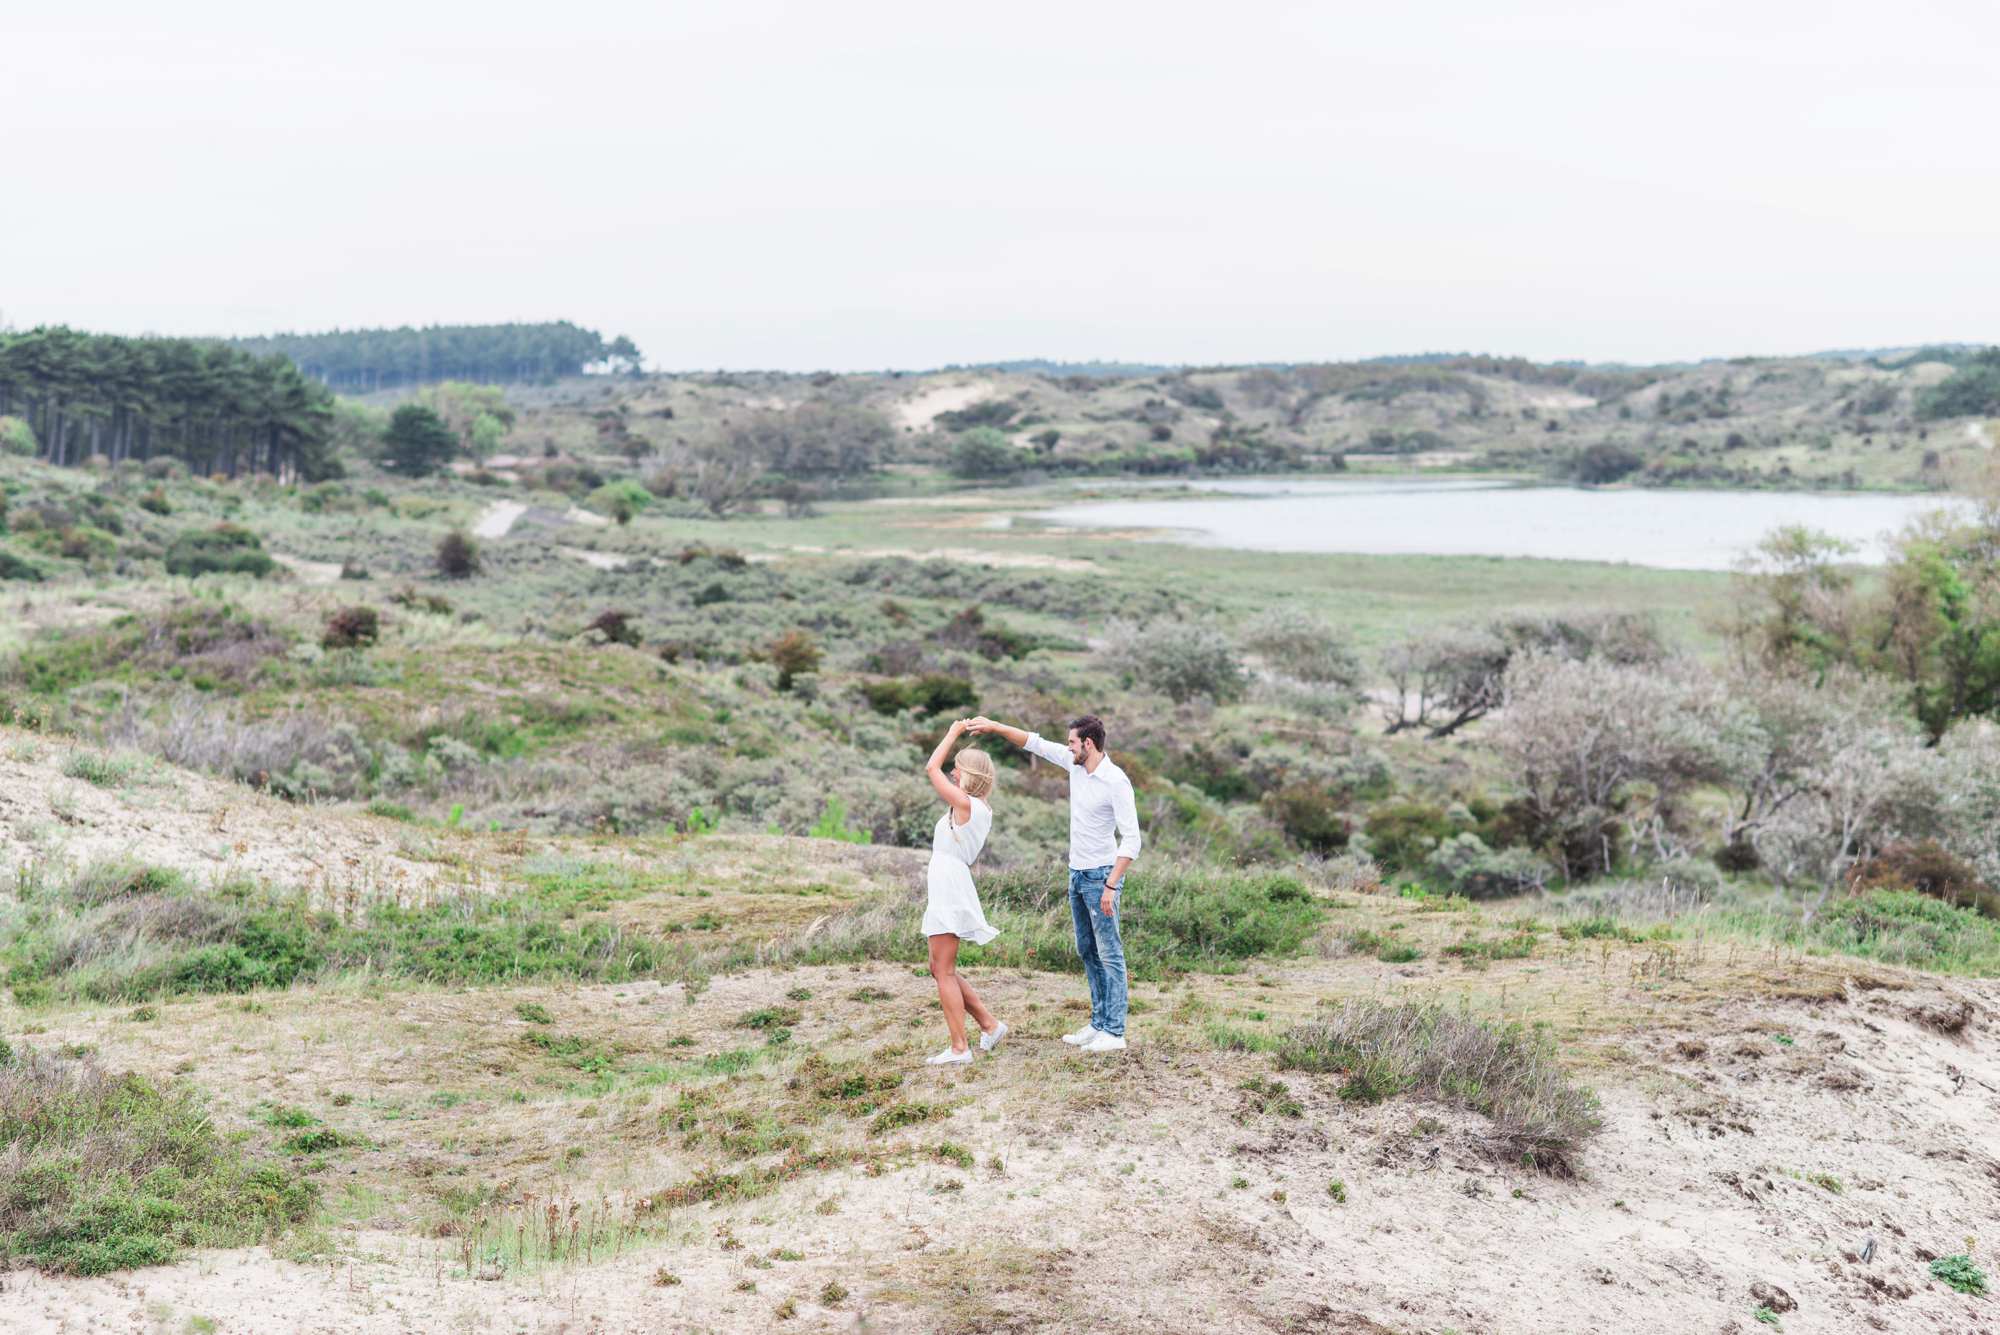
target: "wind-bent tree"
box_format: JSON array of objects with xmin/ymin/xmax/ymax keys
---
[{"xmin": 0, "ymin": 326, "xmax": 339, "ymax": 481}]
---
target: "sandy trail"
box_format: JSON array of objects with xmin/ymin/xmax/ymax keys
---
[
  {"xmin": 472, "ymin": 500, "xmax": 528, "ymax": 539},
  {"xmin": 559, "ymin": 545, "xmax": 633, "ymax": 570},
  {"xmin": 269, "ymin": 552, "xmax": 342, "ymax": 584}
]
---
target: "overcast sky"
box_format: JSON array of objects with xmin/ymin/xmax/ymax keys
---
[{"xmin": 5, "ymin": 2, "xmax": 1995, "ymax": 371}]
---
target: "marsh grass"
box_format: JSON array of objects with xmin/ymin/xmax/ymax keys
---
[
  {"xmin": 0, "ymin": 1045, "xmax": 316, "ymax": 1274},
  {"xmin": 1277, "ymin": 999, "xmax": 1602, "ymax": 1172}
]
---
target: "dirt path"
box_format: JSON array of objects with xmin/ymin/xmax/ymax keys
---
[
  {"xmin": 270, "ymin": 552, "xmax": 343, "ymax": 584},
  {"xmin": 472, "ymin": 499, "xmax": 529, "ymax": 539}
]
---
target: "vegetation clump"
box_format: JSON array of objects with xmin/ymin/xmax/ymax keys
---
[
  {"xmin": 0, "ymin": 1046, "xmax": 316, "ymax": 1274},
  {"xmin": 1276, "ymin": 1000, "xmax": 1601, "ymax": 1171},
  {"xmin": 164, "ymin": 524, "xmax": 274, "ymax": 579}
]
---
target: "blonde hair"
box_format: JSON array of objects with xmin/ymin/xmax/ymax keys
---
[{"xmin": 954, "ymin": 747, "xmax": 997, "ymax": 800}]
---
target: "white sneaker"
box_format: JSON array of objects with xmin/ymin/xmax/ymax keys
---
[
  {"xmin": 979, "ymin": 1021, "xmax": 1009, "ymax": 1053},
  {"xmin": 1062, "ymin": 1025, "xmax": 1101, "ymax": 1046},
  {"xmin": 1081, "ymin": 1032, "xmax": 1127, "ymax": 1053},
  {"xmin": 925, "ymin": 1046, "xmax": 973, "ymax": 1066}
]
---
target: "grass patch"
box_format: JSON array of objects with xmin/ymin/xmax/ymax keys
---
[
  {"xmin": 787, "ymin": 863, "xmax": 1324, "ymax": 980},
  {"xmin": 1276, "ymin": 999, "xmax": 1601, "ymax": 1172},
  {"xmin": 2, "ymin": 858, "xmax": 707, "ymax": 1004},
  {"xmin": 0, "ymin": 1046, "xmax": 315, "ymax": 1274}
]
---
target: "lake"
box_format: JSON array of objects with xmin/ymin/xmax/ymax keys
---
[{"xmin": 1031, "ymin": 478, "xmax": 1963, "ymax": 571}]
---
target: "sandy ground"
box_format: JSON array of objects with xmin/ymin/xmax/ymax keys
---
[
  {"xmin": 472, "ymin": 501, "xmax": 529, "ymax": 540},
  {"xmin": 270, "ymin": 553, "xmax": 344, "ymax": 585},
  {"xmin": 12, "ymin": 939, "xmax": 2000, "ymax": 1333},
  {"xmin": 892, "ymin": 379, "xmax": 1000, "ymax": 432},
  {"xmin": 0, "ymin": 727, "xmax": 452, "ymax": 900},
  {"xmin": 557, "ymin": 546, "xmax": 633, "ymax": 571}
]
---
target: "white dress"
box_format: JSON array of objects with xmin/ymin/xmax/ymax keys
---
[{"xmin": 922, "ymin": 797, "xmax": 999, "ymax": 944}]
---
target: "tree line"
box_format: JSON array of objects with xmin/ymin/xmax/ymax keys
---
[
  {"xmin": 0, "ymin": 326, "xmax": 340, "ymax": 482},
  {"xmin": 227, "ymin": 321, "xmax": 641, "ymax": 391}
]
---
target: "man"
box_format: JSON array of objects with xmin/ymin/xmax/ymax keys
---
[{"xmin": 965, "ymin": 713, "xmax": 1140, "ymax": 1052}]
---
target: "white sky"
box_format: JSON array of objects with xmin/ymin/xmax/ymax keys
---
[{"xmin": 4, "ymin": 1, "xmax": 1996, "ymax": 371}]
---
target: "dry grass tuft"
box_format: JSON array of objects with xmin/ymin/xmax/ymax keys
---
[{"xmin": 1277, "ymin": 999, "xmax": 1602, "ymax": 1172}]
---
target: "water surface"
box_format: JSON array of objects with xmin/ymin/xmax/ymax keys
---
[{"xmin": 1033, "ymin": 478, "xmax": 1959, "ymax": 570}]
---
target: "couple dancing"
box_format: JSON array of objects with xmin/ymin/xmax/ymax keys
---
[{"xmin": 919, "ymin": 712, "xmax": 1142, "ymax": 1066}]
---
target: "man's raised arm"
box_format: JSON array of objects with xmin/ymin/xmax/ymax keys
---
[{"xmin": 968, "ymin": 717, "xmax": 1071, "ymax": 769}]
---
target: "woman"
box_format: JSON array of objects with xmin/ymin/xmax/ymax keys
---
[{"xmin": 921, "ymin": 718, "xmax": 1007, "ymax": 1066}]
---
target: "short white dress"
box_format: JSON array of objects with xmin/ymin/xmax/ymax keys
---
[{"xmin": 921, "ymin": 797, "xmax": 999, "ymax": 944}]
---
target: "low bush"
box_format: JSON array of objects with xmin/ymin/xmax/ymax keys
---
[
  {"xmin": 859, "ymin": 673, "xmax": 976, "ymax": 718},
  {"xmin": 435, "ymin": 530, "xmax": 480, "ymax": 579},
  {"xmin": 1847, "ymin": 841, "xmax": 1999, "ymax": 917},
  {"xmin": 0, "ymin": 1046, "xmax": 316, "ymax": 1274},
  {"xmin": 163, "ymin": 523, "xmax": 274, "ymax": 578},
  {"xmin": 1362, "ymin": 801, "xmax": 1454, "ymax": 875},
  {"xmin": 1100, "ymin": 620, "xmax": 1245, "ymax": 704},
  {"xmin": 1424, "ymin": 833, "xmax": 1552, "ymax": 899},
  {"xmin": 321, "ymin": 606, "xmax": 380, "ymax": 651},
  {"xmin": 1276, "ymin": 1000, "xmax": 1601, "ymax": 1171}
]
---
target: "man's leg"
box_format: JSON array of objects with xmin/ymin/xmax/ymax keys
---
[
  {"xmin": 1069, "ymin": 869, "xmax": 1105, "ymax": 1032},
  {"xmin": 1086, "ymin": 885, "xmax": 1128, "ymax": 1038}
]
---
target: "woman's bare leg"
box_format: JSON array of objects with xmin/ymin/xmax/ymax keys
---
[
  {"xmin": 956, "ymin": 973, "xmax": 997, "ymax": 1035},
  {"xmin": 928, "ymin": 934, "xmax": 969, "ymax": 1051}
]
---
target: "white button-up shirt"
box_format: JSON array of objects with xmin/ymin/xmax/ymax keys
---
[{"xmin": 1023, "ymin": 733, "xmax": 1143, "ymax": 871}]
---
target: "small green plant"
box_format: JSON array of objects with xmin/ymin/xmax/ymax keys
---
[
  {"xmin": 652, "ymin": 1268, "xmax": 681, "ymax": 1286},
  {"xmin": 1327, "ymin": 1179, "xmax": 1347, "ymax": 1203},
  {"xmin": 1230, "ymin": 1175, "xmax": 1250, "ymax": 1190},
  {"xmin": 786, "ymin": 987, "xmax": 813, "ymax": 1001},
  {"xmin": 1930, "ymin": 1254, "xmax": 1988, "ymax": 1295},
  {"xmin": 684, "ymin": 806, "xmax": 717, "ymax": 835},
  {"xmin": 808, "ymin": 796, "xmax": 872, "ymax": 844},
  {"xmin": 515, "ymin": 1002, "xmax": 555, "ymax": 1025},
  {"xmin": 445, "ymin": 803, "xmax": 465, "ymax": 829},
  {"xmin": 820, "ymin": 1279, "xmax": 849, "ymax": 1303},
  {"xmin": 1752, "ymin": 1305, "xmax": 1781, "ymax": 1327}
]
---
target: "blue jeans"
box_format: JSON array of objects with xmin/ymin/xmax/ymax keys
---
[{"xmin": 1068, "ymin": 866, "xmax": 1127, "ymax": 1037}]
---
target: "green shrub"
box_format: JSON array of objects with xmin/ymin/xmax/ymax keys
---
[
  {"xmin": 948, "ymin": 427, "xmax": 1023, "ymax": 478},
  {"xmin": 807, "ymin": 797, "xmax": 871, "ymax": 845},
  {"xmin": 590, "ymin": 479, "xmax": 653, "ymax": 525},
  {"xmin": 435, "ymin": 530, "xmax": 480, "ymax": 579},
  {"xmin": 1930, "ymin": 1254, "xmax": 1987, "ymax": 1296},
  {"xmin": 0, "ymin": 1047, "xmax": 316, "ymax": 1274},
  {"xmin": 0, "ymin": 415, "xmax": 36, "ymax": 457},
  {"xmin": 1101, "ymin": 620, "xmax": 1245, "ymax": 704},
  {"xmin": 1424, "ymin": 833, "xmax": 1552, "ymax": 899},
  {"xmin": 0, "ymin": 548, "xmax": 45, "ymax": 582},
  {"xmin": 163, "ymin": 524, "xmax": 274, "ymax": 578},
  {"xmin": 860, "ymin": 673, "xmax": 976, "ymax": 717},
  {"xmin": 320, "ymin": 606, "xmax": 380, "ymax": 651},
  {"xmin": 1262, "ymin": 784, "xmax": 1350, "ymax": 855},
  {"xmin": 1363, "ymin": 801, "xmax": 1454, "ymax": 874}
]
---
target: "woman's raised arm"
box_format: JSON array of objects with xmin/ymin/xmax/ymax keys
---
[{"xmin": 924, "ymin": 718, "xmax": 974, "ymax": 823}]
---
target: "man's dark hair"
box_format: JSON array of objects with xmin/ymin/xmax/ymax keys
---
[{"xmin": 1070, "ymin": 714, "xmax": 1107, "ymax": 753}]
